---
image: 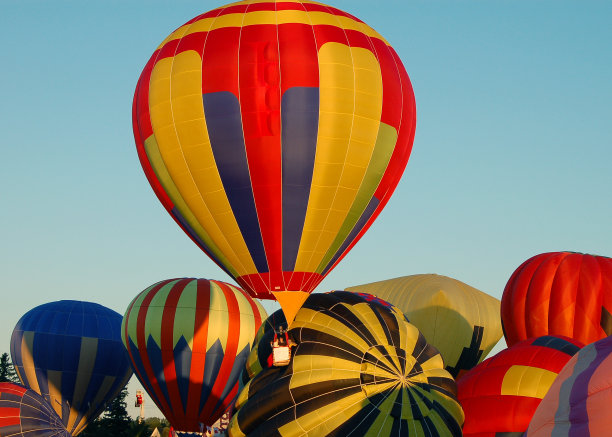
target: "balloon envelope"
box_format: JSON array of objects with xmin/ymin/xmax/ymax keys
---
[
  {"xmin": 526, "ymin": 335, "xmax": 612, "ymax": 437},
  {"xmin": 122, "ymin": 278, "xmax": 267, "ymax": 432},
  {"xmin": 0, "ymin": 382, "xmax": 70, "ymax": 437},
  {"xmin": 501, "ymin": 251, "xmax": 612, "ymax": 346},
  {"xmin": 457, "ymin": 336, "xmax": 582, "ymax": 437},
  {"xmin": 10, "ymin": 300, "xmax": 133, "ymax": 436},
  {"xmin": 346, "ymin": 274, "xmax": 503, "ymax": 377},
  {"xmin": 132, "ymin": 0, "xmax": 416, "ymax": 306},
  {"xmin": 230, "ymin": 291, "xmax": 464, "ymax": 436}
]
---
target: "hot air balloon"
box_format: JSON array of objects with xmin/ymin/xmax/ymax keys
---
[
  {"xmin": 229, "ymin": 291, "xmax": 464, "ymax": 436},
  {"xmin": 10, "ymin": 300, "xmax": 133, "ymax": 436},
  {"xmin": 0, "ymin": 382, "xmax": 70, "ymax": 437},
  {"xmin": 457, "ymin": 336, "xmax": 583, "ymax": 437},
  {"xmin": 122, "ymin": 278, "xmax": 267, "ymax": 434},
  {"xmin": 132, "ymin": 0, "xmax": 416, "ymax": 325},
  {"xmin": 346, "ymin": 274, "xmax": 503, "ymax": 378},
  {"xmin": 501, "ymin": 252, "xmax": 612, "ymax": 347},
  {"xmin": 526, "ymin": 335, "xmax": 612, "ymax": 437}
]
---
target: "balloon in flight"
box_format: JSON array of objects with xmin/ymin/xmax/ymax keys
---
[{"xmin": 132, "ymin": 0, "xmax": 417, "ymax": 323}]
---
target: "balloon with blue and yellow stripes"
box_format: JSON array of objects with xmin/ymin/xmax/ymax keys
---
[
  {"xmin": 9, "ymin": 300, "xmax": 133, "ymax": 436},
  {"xmin": 132, "ymin": 0, "xmax": 417, "ymax": 322},
  {"xmin": 121, "ymin": 278, "xmax": 267, "ymax": 434}
]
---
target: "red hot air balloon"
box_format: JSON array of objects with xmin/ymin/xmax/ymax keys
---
[
  {"xmin": 132, "ymin": 0, "xmax": 416, "ymax": 324},
  {"xmin": 457, "ymin": 336, "xmax": 583, "ymax": 437},
  {"xmin": 501, "ymin": 252, "xmax": 612, "ymax": 347}
]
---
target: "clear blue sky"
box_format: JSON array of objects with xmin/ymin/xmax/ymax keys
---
[{"xmin": 2, "ymin": 0, "xmax": 611, "ymax": 419}]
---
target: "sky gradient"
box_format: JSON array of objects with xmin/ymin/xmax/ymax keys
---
[{"xmin": 2, "ymin": 0, "xmax": 611, "ymax": 419}]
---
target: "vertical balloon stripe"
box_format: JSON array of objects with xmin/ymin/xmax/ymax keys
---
[
  {"xmin": 45, "ymin": 370, "xmax": 63, "ymax": 422},
  {"xmin": 573, "ymin": 255, "xmax": 602, "ymax": 341},
  {"xmin": 170, "ymin": 208, "xmax": 235, "ymax": 278},
  {"xmin": 187, "ymin": 281, "xmax": 211, "ymax": 418},
  {"xmin": 317, "ymin": 122, "xmax": 396, "ymax": 273},
  {"xmin": 372, "ymin": 47, "xmax": 415, "ymax": 200},
  {"xmin": 127, "ymin": 337, "xmax": 165, "ymax": 414},
  {"xmin": 206, "ymin": 282, "xmax": 230, "ymax": 352},
  {"xmin": 281, "ymin": 86, "xmax": 319, "ymax": 273},
  {"xmin": 295, "ymin": 43, "xmax": 383, "ymax": 274},
  {"xmin": 19, "ymin": 332, "xmax": 40, "ymax": 394},
  {"xmin": 149, "ymin": 45, "xmax": 256, "ymax": 279},
  {"xmin": 147, "ymin": 280, "xmax": 182, "ymax": 348},
  {"xmin": 199, "ymin": 281, "xmax": 241, "ymax": 420},
  {"xmin": 145, "ymin": 64, "xmax": 246, "ymax": 279},
  {"xmin": 173, "ymin": 280, "xmax": 199, "ymax": 349},
  {"xmin": 70, "ymin": 374, "xmax": 116, "ymax": 435},
  {"xmin": 185, "ymin": 280, "xmax": 211, "ymax": 422},
  {"xmin": 167, "ymin": 43, "xmax": 254, "ymax": 279},
  {"xmin": 65, "ymin": 337, "xmax": 97, "ymax": 432},
  {"xmin": 134, "ymin": 281, "xmax": 174, "ymax": 416},
  {"xmin": 233, "ymin": 285, "xmax": 259, "ymax": 356},
  {"xmin": 123, "ymin": 283, "xmax": 155, "ymax": 349},
  {"xmin": 239, "ymin": 24, "xmax": 283, "ymax": 282},
  {"xmin": 549, "ymin": 254, "xmax": 581, "ymax": 339},
  {"xmin": 322, "ymin": 196, "xmax": 379, "ymax": 276},
  {"xmin": 503, "ymin": 254, "xmax": 550, "ymax": 344},
  {"xmin": 203, "ymin": 91, "xmax": 269, "ymax": 274},
  {"xmin": 160, "ymin": 279, "xmax": 191, "ymax": 418},
  {"xmin": 567, "ymin": 343, "xmax": 608, "ymax": 437}
]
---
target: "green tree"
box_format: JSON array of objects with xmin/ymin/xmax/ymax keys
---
[
  {"xmin": 81, "ymin": 387, "xmax": 132, "ymax": 437},
  {"xmin": 0, "ymin": 353, "xmax": 19, "ymax": 383}
]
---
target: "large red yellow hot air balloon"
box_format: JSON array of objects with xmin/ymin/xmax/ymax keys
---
[
  {"xmin": 501, "ymin": 251, "xmax": 612, "ymax": 346},
  {"xmin": 132, "ymin": 0, "xmax": 416, "ymax": 322}
]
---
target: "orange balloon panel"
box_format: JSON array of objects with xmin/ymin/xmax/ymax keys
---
[
  {"xmin": 501, "ymin": 252, "xmax": 612, "ymax": 346},
  {"xmin": 132, "ymin": 0, "xmax": 416, "ymax": 299}
]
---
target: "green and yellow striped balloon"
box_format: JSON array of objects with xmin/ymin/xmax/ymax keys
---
[{"xmin": 229, "ymin": 291, "xmax": 464, "ymax": 436}]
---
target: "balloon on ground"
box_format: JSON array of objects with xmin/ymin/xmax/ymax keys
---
[
  {"xmin": 0, "ymin": 382, "xmax": 70, "ymax": 437},
  {"xmin": 457, "ymin": 336, "xmax": 583, "ymax": 437},
  {"xmin": 132, "ymin": 0, "xmax": 417, "ymax": 324},
  {"xmin": 10, "ymin": 300, "xmax": 133, "ymax": 436},
  {"xmin": 526, "ymin": 335, "xmax": 612, "ymax": 437},
  {"xmin": 501, "ymin": 251, "xmax": 612, "ymax": 346},
  {"xmin": 230, "ymin": 291, "xmax": 464, "ymax": 436},
  {"xmin": 122, "ymin": 278, "xmax": 267, "ymax": 433},
  {"xmin": 346, "ymin": 274, "xmax": 503, "ymax": 377}
]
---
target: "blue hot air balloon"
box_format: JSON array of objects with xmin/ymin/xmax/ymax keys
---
[{"xmin": 10, "ymin": 300, "xmax": 133, "ymax": 436}]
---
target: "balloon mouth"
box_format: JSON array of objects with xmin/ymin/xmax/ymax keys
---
[{"xmin": 359, "ymin": 345, "xmax": 428, "ymax": 419}]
